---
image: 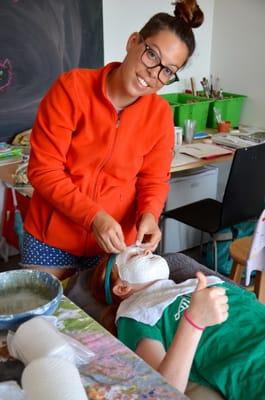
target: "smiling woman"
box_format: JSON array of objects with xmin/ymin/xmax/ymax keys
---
[{"xmin": 21, "ymin": 0, "xmax": 204, "ymax": 281}]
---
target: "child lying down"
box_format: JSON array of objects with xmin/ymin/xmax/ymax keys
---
[{"xmin": 90, "ymin": 245, "xmax": 265, "ymax": 399}]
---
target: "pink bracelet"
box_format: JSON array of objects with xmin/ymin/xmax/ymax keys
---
[{"xmin": 183, "ymin": 310, "xmax": 205, "ymax": 331}]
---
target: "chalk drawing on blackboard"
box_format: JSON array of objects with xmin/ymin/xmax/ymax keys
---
[
  {"xmin": 0, "ymin": 59, "xmax": 13, "ymax": 92},
  {"xmin": 0, "ymin": 0, "xmax": 103, "ymax": 142}
]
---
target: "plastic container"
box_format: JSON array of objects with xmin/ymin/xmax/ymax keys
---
[
  {"xmin": 161, "ymin": 93, "xmax": 213, "ymax": 131},
  {"xmin": 205, "ymin": 92, "xmax": 246, "ymax": 128}
]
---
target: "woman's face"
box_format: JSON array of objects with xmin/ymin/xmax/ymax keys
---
[{"xmin": 120, "ymin": 29, "xmax": 189, "ymax": 99}]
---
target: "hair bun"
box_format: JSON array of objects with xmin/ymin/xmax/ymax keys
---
[{"xmin": 173, "ymin": 0, "xmax": 204, "ymax": 28}]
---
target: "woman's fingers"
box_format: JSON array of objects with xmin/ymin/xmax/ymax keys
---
[
  {"xmin": 92, "ymin": 210, "xmax": 126, "ymax": 253},
  {"xmin": 136, "ymin": 213, "xmax": 161, "ymax": 250}
]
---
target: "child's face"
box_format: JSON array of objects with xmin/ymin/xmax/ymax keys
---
[{"xmin": 115, "ymin": 245, "xmax": 170, "ymax": 285}]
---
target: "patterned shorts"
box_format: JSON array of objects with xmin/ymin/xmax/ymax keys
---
[{"xmin": 21, "ymin": 231, "xmax": 102, "ymax": 270}]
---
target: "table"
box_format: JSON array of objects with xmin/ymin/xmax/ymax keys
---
[
  {"xmin": 0, "ymin": 151, "xmax": 234, "ymax": 197},
  {"xmin": 171, "ymin": 153, "xmax": 233, "ymax": 174},
  {"xmin": 0, "ymin": 150, "xmax": 233, "ymax": 256},
  {"xmin": 0, "ymin": 297, "xmax": 188, "ymax": 399}
]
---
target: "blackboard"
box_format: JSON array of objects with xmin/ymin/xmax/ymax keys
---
[{"xmin": 0, "ymin": 0, "xmax": 104, "ymax": 142}]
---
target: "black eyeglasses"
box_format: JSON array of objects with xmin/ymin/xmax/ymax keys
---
[{"xmin": 140, "ymin": 36, "xmax": 179, "ymax": 85}]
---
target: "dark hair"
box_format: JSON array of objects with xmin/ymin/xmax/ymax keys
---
[{"xmin": 139, "ymin": 0, "xmax": 204, "ymax": 65}]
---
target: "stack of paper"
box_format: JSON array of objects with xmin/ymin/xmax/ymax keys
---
[
  {"xmin": 0, "ymin": 143, "xmax": 22, "ymax": 165},
  {"xmin": 212, "ymin": 134, "xmax": 256, "ymax": 149},
  {"xmin": 179, "ymin": 143, "xmax": 233, "ymax": 160},
  {"xmin": 171, "ymin": 152, "xmax": 199, "ymax": 167}
]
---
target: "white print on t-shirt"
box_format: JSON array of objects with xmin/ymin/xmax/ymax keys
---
[{"xmin": 174, "ymin": 296, "xmax": 190, "ymax": 321}]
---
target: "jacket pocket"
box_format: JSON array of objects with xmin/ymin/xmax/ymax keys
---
[{"xmin": 44, "ymin": 210, "xmax": 87, "ymax": 255}]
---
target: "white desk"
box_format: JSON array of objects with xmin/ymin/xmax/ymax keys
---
[
  {"xmin": 171, "ymin": 153, "xmax": 233, "ymax": 174},
  {"xmin": 0, "ymin": 149, "xmax": 234, "ymax": 197}
]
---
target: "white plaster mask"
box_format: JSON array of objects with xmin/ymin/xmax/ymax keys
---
[{"xmin": 115, "ymin": 245, "xmax": 170, "ymax": 284}]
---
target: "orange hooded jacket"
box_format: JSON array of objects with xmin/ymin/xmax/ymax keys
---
[{"xmin": 24, "ymin": 63, "xmax": 174, "ymax": 256}]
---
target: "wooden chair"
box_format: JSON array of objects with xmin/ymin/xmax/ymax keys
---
[{"xmin": 229, "ymin": 236, "xmax": 265, "ymax": 304}]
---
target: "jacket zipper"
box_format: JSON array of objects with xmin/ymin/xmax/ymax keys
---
[
  {"xmin": 91, "ymin": 113, "xmax": 120, "ymax": 201},
  {"xmin": 116, "ymin": 114, "xmax": 120, "ymax": 128}
]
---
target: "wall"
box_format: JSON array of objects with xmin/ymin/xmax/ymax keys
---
[
  {"xmin": 102, "ymin": 0, "xmax": 214, "ymax": 94},
  {"xmin": 211, "ymin": 0, "xmax": 265, "ymax": 128},
  {"xmin": 103, "ymin": 0, "xmax": 265, "ymax": 128}
]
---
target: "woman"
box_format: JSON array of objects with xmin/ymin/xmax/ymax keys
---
[
  {"xmin": 22, "ymin": 1, "xmax": 204, "ymax": 279},
  {"xmin": 90, "ymin": 246, "xmax": 265, "ymax": 399}
]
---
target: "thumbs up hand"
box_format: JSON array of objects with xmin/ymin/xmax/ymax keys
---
[
  {"xmin": 187, "ymin": 272, "xmax": 229, "ymax": 329},
  {"xmin": 195, "ymin": 271, "xmax": 207, "ymax": 291}
]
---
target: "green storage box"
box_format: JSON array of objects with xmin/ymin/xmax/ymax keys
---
[
  {"xmin": 161, "ymin": 93, "xmax": 213, "ymax": 131},
  {"xmin": 205, "ymin": 92, "xmax": 247, "ymax": 128}
]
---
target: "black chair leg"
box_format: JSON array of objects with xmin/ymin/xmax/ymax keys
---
[
  {"xmin": 213, "ymin": 238, "xmax": 218, "ymax": 272},
  {"xmin": 199, "ymin": 231, "xmax": 204, "ymax": 257}
]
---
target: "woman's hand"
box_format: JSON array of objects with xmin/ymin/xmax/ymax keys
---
[
  {"xmin": 92, "ymin": 210, "xmax": 126, "ymax": 253},
  {"xmin": 136, "ymin": 213, "xmax": 161, "ymax": 251},
  {"xmin": 187, "ymin": 272, "xmax": 229, "ymax": 328}
]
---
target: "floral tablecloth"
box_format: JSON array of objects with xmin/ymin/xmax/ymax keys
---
[
  {"xmin": 0, "ymin": 296, "xmax": 188, "ymax": 399},
  {"xmin": 55, "ymin": 296, "xmax": 188, "ymax": 399}
]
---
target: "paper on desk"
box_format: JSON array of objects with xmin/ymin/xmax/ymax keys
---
[
  {"xmin": 238, "ymin": 124, "xmax": 265, "ymax": 134},
  {"xmin": 171, "ymin": 152, "xmax": 199, "ymax": 167},
  {"xmin": 0, "ymin": 144, "xmax": 22, "ymax": 162},
  {"xmin": 0, "ymin": 156, "xmax": 22, "ymax": 166},
  {"xmin": 179, "ymin": 143, "xmax": 233, "ymax": 160}
]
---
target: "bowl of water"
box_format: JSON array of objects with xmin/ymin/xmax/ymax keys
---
[{"xmin": 0, "ymin": 269, "xmax": 63, "ymax": 330}]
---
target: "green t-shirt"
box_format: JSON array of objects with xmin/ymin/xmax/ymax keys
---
[{"xmin": 117, "ymin": 282, "xmax": 265, "ymax": 400}]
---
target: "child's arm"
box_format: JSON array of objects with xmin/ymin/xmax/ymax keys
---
[
  {"xmin": 136, "ymin": 272, "xmax": 228, "ymax": 392},
  {"xmin": 136, "ymin": 319, "xmax": 202, "ymax": 392}
]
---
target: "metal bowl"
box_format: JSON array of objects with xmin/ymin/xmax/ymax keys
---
[{"xmin": 0, "ymin": 269, "xmax": 63, "ymax": 330}]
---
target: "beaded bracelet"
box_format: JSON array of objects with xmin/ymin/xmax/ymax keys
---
[{"xmin": 183, "ymin": 310, "xmax": 205, "ymax": 331}]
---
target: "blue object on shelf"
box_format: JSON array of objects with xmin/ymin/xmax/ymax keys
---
[{"xmin": 193, "ymin": 132, "xmax": 210, "ymax": 139}]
